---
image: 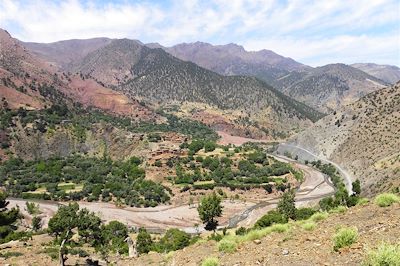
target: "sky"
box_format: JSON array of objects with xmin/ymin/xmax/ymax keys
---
[{"xmin": 0, "ymin": 0, "xmax": 399, "ymax": 67}]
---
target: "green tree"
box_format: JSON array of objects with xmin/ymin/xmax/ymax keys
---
[
  {"xmin": 136, "ymin": 228, "xmax": 153, "ymax": 254},
  {"xmin": 204, "ymin": 141, "xmax": 216, "ymax": 153},
  {"xmin": 32, "ymin": 216, "xmax": 42, "ymax": 231},
  {"xmin": 352, "ymin": 180, "xmax": 361, "ymax": 195},
  {"xmin": 277, "ymin": 190, "xmax": 296, "ymax": 220},
  {"xmin": 77, "ymin": 208, "xmax": 101, "ymax": 244},
  {"xmin": 100, "ymin": 221, "xmax": 128, "ymax": 254},
  {"xmin": 197, "ymin": 192, "xmax": 223, "ymax": 231},
  {"xmin": 48, "ymin": 202, "xmax": 79, "ymax": 239},
  {"xmin": 0, "ymin": 192, "xmax": 20, "ymax": 241}
]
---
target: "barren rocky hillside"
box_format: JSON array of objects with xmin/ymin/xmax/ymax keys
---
[
  {"xmin": 291, "ymin": 83, "xmax": 400, "ymax": 195},
  {"xmin": 351, "ymin": 63, "xmax": 400, "ymax": 84}
]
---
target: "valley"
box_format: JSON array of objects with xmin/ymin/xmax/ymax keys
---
[{"xmin": 0, "ymin": 5, "xmax": 399, "ymax": 264}]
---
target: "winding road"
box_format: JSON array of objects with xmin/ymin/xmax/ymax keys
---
[{"xmin": 277, "ymin": 143, "xmax": 353, "ymax": 194}]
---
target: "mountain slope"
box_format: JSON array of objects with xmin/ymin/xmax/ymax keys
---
[
  {"xmin": 150, "ymin": 43, "xmax": 388, "ymax": 112},
  {"xmin": 279, "ymin": 64, "xmax": 388, "ymax": 112},
  {"xmin": 149, "ymin": 42, "xmax": 309, "ymax": 90},
  {"xmin": 351, "ymin": 63, "xmax": 400, "ymax": 84},
  {"xmin": 22, "ymin": 38, "xmax": 113, "ymax": 69},
  {"xmin": 291, "ymin": 82, "xmax": 400, "ymax": 195},
  {"xmin": 72, "ymin": 39, "xmax": 323, "ymax": 138}
]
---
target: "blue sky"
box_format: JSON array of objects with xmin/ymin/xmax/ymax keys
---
[{"xmin": 1, "ymin": 0, "xmax": 399, "ymax": 66}]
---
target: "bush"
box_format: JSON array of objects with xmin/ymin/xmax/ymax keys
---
[
  {"xmin": 254, "ymin": 210, "xmax": 287, "ymax": 228},
  {"xmin": 235, "ymin": 227, "xmax": 247, "ymax": 236},
  {"xmin": 309, "ymin": 212, "xmax": 328, "ymax": 222},
  {"xmin": 357, "ymin": 198, "xmax": 369, "ymax": 206},
  {"xmin": 136, "ymin": 228, "xmax": 153, "ymax": 254},
  {"xmin": 295, "ymin": 207, "xmax": 316, "ymax": 220},
  {"xmin": 218, "ymin": 239, "xmax": 237, "ymax": 253},
  {"xmin": 156, "ymin": 228, "xmax": 191, "ymax": 252},
  {"xmin": 301, "ymin": 222, "xmax": 316, "ymax": 231},
  {"xmin": 202, "ymin": 257, "xmax": 219, "ymax": 266},
  {"xmin": 0, "ymin": 251, "xmax": 23, "ymax": 259},
  {"xmin": 269, "ymin": 223, "xmax": 290, "ymax": 233},
  {"xmin": 374, "ymin": 193, "xmax": 400, "ymax": 207},
  {"xmin": 363, "ymin": 243, "xmax": 400, "ymax": 266},
  {"xmin": 328, "ymin": 206, "xmax": 347, "ymax": 214},
  {"xmin": 333, "ymin": 227, "xmax": 358, "ymax": 251}
]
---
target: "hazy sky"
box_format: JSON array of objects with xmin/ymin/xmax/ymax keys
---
[{"xmin": 1, "ymin": 0, "xmax": 399, "ymax": 66}]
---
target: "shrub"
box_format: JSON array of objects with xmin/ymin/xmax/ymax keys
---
[
  {"xmin": 374, "ymin": 193, "xmax": 400, "ymax": 207},
  {"xmin": 156, "ymin": 228, "xmax": 191, "ymax": 252},
  {"xmin": 270, "ymin": 223, "xmax": 290, "ymax": 233},
  {"xmin": 357, "ymin": 198, "xmax": 369, "ymax": 206},
  {"xmin": 202, "ymin": 257, "xmax": 219, "ymax": 266},
  {"xmin": 363, "ymin": 243, "xmax": 400, "ymax": 266},
  {"xmin": 309, "ymin": 212, "xmax": 328, "ymax": 222},
  {"xmin": 329, "ymin": 206, "xmax": 347, "ymax": 214},
  {"xmin": 136, "ymin": 228, "xmax": 153, "ymax": 254},
  {"xmin": 0, "ymin": 251, "xmax": 23, "ymax": 259},
  {"xmin": 235, "ymin": 227, "xmax": 247, "ymax": 236},
  {"xmin": 254, "ymin": 210, "xmax": 288, "ymax": 228},
  {"xmin": 218, "ymin": 239, "xmax": 237, "ymax": 253},
  {"xmin": 333, "ymin": 227, "xmax": 358, "ymax": 251},
  {"xmin": 301, "ymin": 222, "xmax": 316, "ymax": 231},
  {"xmin": 208, "ymin": 233, "xmax": 223, "ymax": 242},
  {"xmin": 295, "ymin": 207, "xmax": 316, "ymax": 220}
]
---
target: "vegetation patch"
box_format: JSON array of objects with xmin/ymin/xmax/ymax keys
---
[
  {"xmin": 0, "ymin": 251, "xmax": 23, "ymax": 259},
  {"xmin": 202, "ymin": 257, "xmax": 219, "ymax": 266},
  {"xmin": 374, "ymin": 193, "xmax": 400, "ymax": 207},
  {"xmin": 333, "ymin": 227, "xmax": 358, "ymax": 251},
  {"xmin": 309, "ymin": 212, "xmax": 329, "ymax": 222},
  {"xmin": 363, "ymin": 243, "xmax": 400, "ymax": 266},
  {"xmin": 218, "ymin": 239, "xmax": 237, "ymax": 253},
  {"xmin": 301, "ymin": 221, "xmax": 317, "ymax": 231}
]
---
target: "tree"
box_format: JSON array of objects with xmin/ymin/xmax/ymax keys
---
[
  {"xmin": 204, "ymin": 141, "xmax": 216, "ymax": 153},
  {"xmin": 48, "ymin": 203, "xmax": 79, "ymax": 239},
  {"xmin": 100, "ymin": 221, "xmax": 128, "ymax": 255},
  {"xmin": 197, "ymin": 192, "xmax": 223, "ymax": 231},
  {"xmin": 136, "ymin": 228, "xmax": 153, "ymax": 254},
  {"xmin": 32, "ymin": 216, "xmax": 42, "ymax": 231},
  {"xmin": 0, "ymin": 191, "xmax": 20, "ymax": 241},
  {"xmin": 352, "ymin": 180, "xmax": 361, "ymax": 195},
  {"xmin": 77, "ymin": 208, "xmax": 101, "ymax": 244},
  {"xmin": 277, "ymin": 190, "xmax": 296, "ymax": 220}
]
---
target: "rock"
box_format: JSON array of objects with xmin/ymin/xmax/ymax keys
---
[
  {"xmin": 0, "ymin": 240, "xmax": 21, "ymax": 250},
  {"xmin": 253, "ymin": 239, "xmax": 262, "ymax": 245},
  {"xmin": 306, "ymin": 236, "xmax": 316, "ymax": 241},
  {"xmin": 282, "ymin": 249, "xmax": 289, "ymax": 255}
]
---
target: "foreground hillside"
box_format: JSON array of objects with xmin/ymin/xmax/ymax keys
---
[
  {"xmin": 132, "ymin": 202, "xmax": 399, "ymax": 266},
  {"xmin": 2, "ymin": 201, "xmax": 399, "ymax": 266},
  {"xmin": 291, "ymin": 83, "xmax": 400, "ymax": 196}
]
